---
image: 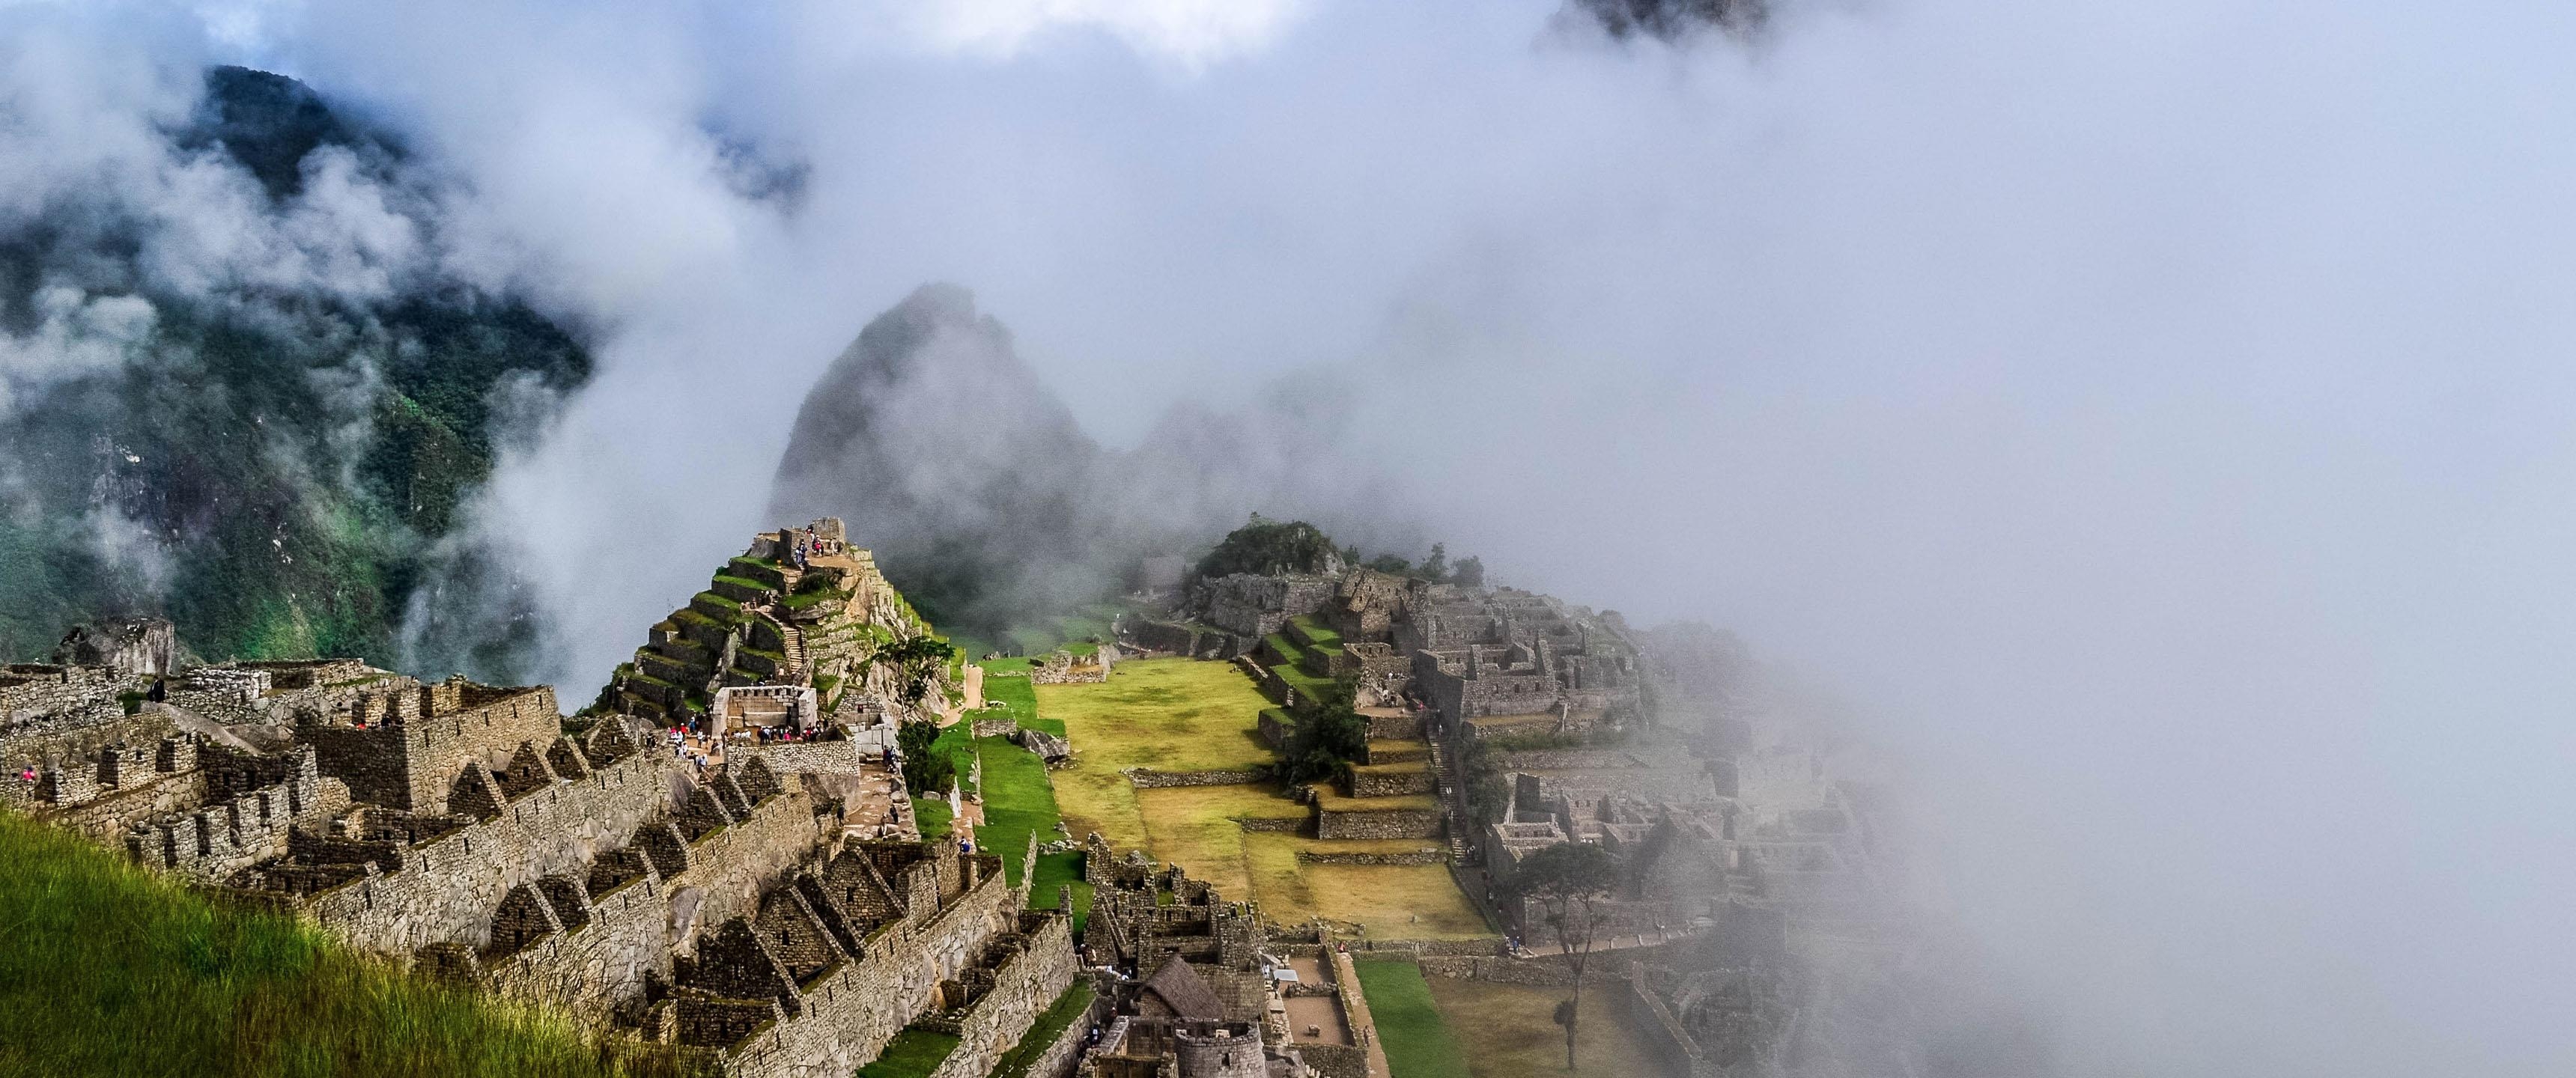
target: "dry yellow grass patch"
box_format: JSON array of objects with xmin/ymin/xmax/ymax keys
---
[{"xmin": 1421, "ymin": 975, "xmax": 1667, "ymax": 1078}]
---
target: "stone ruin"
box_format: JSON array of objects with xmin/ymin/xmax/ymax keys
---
[
  {"xmin": 1027, "ymin": 644, "xmax": 1118, "ymax": 685},
  {"xmin": 1, "ymin": 524, "xmax": 1083, "ymax": 1078},
  {"xmin": 1072, "ymin": 833, "xmax": 1373, "ymax": 1078},
  {"xmin": 604, "ymin": 517, "xmax": 954, "ymax": 741}
]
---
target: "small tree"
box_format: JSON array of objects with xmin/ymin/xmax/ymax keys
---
[
  {"xmin": 1451, "ymin": 555, "xmax": 1485, "ymax": 588},
  {"xmin": 878, "ymin": 636, "xmax": 956, "ymax": 706},
  {"xmin": 896, "ymin": 718, "xmax": 956, "ymax": 796},
  {"xmin": 1507, "ymin": 841, "xmax": 1619, "ymax": 1071},
  {"xmin": 1421, "ymin": 543, "xmax": 1448, "ymax": 582},
  {"xmin": 1275, "ymin": 680, "xmax": 1370, "ymax": 783}
]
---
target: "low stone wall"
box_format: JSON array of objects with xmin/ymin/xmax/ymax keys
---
[
  {"xmin": 1328, "ymin": 949, "xmax": 1380, "ymax": 1078},
  {"xmin": 1361, "ymin": 742, "xmax": 1426, "ymax": 765},
  {"xmin": 1410, "ymin": 940, "xmax": 1686, "ymax": 987},
  {"xmin": 1126, "ymin": 767, "xmax": 1269, "ymax": 789},
  {"xmin": 1315, "ymin": 807, "xmax": 1442, "ymax": 841},
  {"xmin": 1233, "ymin": 816, "xmax": 1306, "ymax": 834},
  {"xmin": 970, "ymin": 718, "xmax": 1019, "ymax": 738},
  {"xmin": 1257, "ymin": 710, "xmax": 1293, "ymax": 749},
  {"xmin": 1346, "ymin": 767, "xmax": 1431, "ymax": 798},
  {"xmin": 1491, "ymin": 749, "xmax": 1641, "ymax": 771},
  {"xmin": 1300, "ymin": 1043, "xmax": 1368, "ymax": 1078},
  {"xmin": 1349, "ymin": 937, "xmax": 1507, "ymax": 957},
  {"xmin": 1362, "ymin": 713, "xmax": 1422, "ymax": 740},
  {"xmin": 1417, "ymin": 954, "xmax": 1586, "ymax": 986},
  {"xmin": 1295, "ymin": 847, "xmax": 1441, "ymax": 866},
  {"xmin": 735, "ymin": 738, "xmax": 866, "ymax": 776}
]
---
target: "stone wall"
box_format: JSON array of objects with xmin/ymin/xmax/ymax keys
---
[
  {"xmin": 286, "ymin": 749, "xmax": 693, "ymax": 954},
  {"xmin": 923, "ymin": 914, "xmax": 1080, "ymax": 1078},
  {"xmin": 1346, "ymin": 766, "xmax": 1431, "ymax": 798},
  {"xmin": 303, "ymin": 684, "xmax": 562, "ymax": 811},
  {"xmin": 1314, "ymin": 806, "xmax": 1442, "ymax": 841},
  {"xmin": 126, "ymin": 746, "xmax": 343, "ymax": 881},
  {"xmin": 735, "ymin": 739, "xmax": 869, "ymax": 777},
  {"xmin": 1009, "ymin": 988, "xmax": 1111, "ymax": 1078},
  {"xmin": 711, "ymin": 864, "xmax": 1028, "ymax": 1078},
  {"xmin": 1362, "ymin": 712, "xmax": 1422, "ymax": 740},
  {"xmin": 1300, "ymin": 1043, "xmax": 1368, "ymax": 1078},
  {"xmin": 1199, "ymin": 574, "xmax": 1337, "ymax": 639},
  {"xmin": 1125, "ymin": 620, "xmax": 1236, "ymax": 660},
  {"xmin": 1124, "ymin": 767, "xmax": 1270, "ymax": 789},
  {"xmin": 1, "ymin": 698, "xmax": 168, "ymax": 781},
  {"xmin": 1295, "ymin": 847, "xmax": 1441, "ymax": 866},
  {"xmin": 1622, "ymin": 963, "xmax": 1725, "ymax": 1078},
  {"xmin": 483, "ymin": 865, "xmax": 674, "ymax": 1024},
  {"xmin": 0, "ymin": 663, "xmax": 127, "ymax": 721},
  {"xmin": 1513, "ymin": 767, "xmax": 1717, "ymax": 806}
]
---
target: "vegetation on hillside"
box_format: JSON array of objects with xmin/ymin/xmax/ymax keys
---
[
  {"xmin": 1274, "ymin": 680, "xmax": 1371, "ymax": 783},
  {"xmin": 0, "ymin": 811, "xmax": 697, "ymax": 1078},
  {"xmin": 1194, "ymin": 514, "xmax": 1343, "ymax": 578},
  {"xmin": 0, "ymin": 67, "xmax": 591, "ymax": 676}
]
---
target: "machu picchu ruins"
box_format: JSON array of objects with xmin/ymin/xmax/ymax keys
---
[{"xmin": 4, "ymin": 512, "xmax": 1936, "ymax": 1078}]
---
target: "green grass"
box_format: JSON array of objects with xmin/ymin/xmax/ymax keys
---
[
  {"xmin": 912, "ymin": 797, "xmax": 953, "ymax": 838},
  {"xmin": 992, "ymin": 981, "xmax": 1096, "ymax": 1078},
  {"xmin": 1272, "ymin": 663, "xmax": 1339, "ymax": 709},
  {"xmin": 1042, "ymin": 660, "xmax": 1278, "ymax": 851},
  {"xmin": 854, "ymin": 1027, "xmax": 961, "ymax": 1078},
  {"xmin": 976, "ymin": 671, "xmax": 1057, "ymax": 735},
  {"xmin": 972, "ymin": 735, "xmax": 1061, "ymax": 880},
  {"xmin": 1353, "ymin": 960, "xmax": 1471, "ymax": 1078},
  {"xmin": 1264, "ymin": 632, "xmax": 1309, "ymax": 666},
  {"xmin": 1027, "ymin": 851, "xmax": 1093, "ymax": 932},
  {"xmin": 1289, "ymin": 615, "xmax": 1341, "ymax": 651},
  {"xmin": 0, "ymin": 812, "xmax": 696, "ymax": 1078}
]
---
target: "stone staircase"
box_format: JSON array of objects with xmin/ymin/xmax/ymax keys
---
[
  {"xmin": 1427, "ymin": 737, "xmax": 1468, "ymax": 863},
  {"xmin": 779, "ymin": 621, "xmax": 807, "ymax": 680}
]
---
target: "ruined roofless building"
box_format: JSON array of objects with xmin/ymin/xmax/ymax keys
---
[{"xmin": 2, "ymin": 522, "xmax": 1080, "ymax": 1078}]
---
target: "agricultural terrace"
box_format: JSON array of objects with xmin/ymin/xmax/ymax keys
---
[
  {"xmin": 1037, "ymin": 657, "xmax": 1277, "ymax": 844},
  {"xmin": 1420, "ymin": 974, "xmax": 1665, "ymax": 1078},
  {"xmin": 1038, "ymin": 657, "xmax": 1488, "ymax": 940}
]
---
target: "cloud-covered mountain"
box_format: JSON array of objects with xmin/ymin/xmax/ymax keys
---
[
  {"xmin": 768, "ymin": 284, "xmax": 1425, "ymax": 648},
  {"xmin": 0, "ymin": 65, "xmax": 589, "ymax": 672}
]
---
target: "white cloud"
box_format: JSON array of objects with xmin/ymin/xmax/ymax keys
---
[{"xmin": 857, "ymin": 0, "xmax": 1307, "ymax": 68}]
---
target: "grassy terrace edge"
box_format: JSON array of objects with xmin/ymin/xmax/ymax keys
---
[
  {"xmin": 1352, "ymin": 958, "xmax": 1473, "ymax": 1078},
  {"xmin": 0, "ymin": 811, "xmax": 700, "ymax": 1078}
]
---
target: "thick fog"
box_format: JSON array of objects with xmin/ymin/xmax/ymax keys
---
[{"xmin": 13, "ymin": 0, "xmax": 2576, "ymax": 1072}]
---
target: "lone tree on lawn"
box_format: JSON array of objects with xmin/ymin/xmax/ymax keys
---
[{"xmin": 1507, "ymin": 841, "xmax": 1620, "ymax": 1071}]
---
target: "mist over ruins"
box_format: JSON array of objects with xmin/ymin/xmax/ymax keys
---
[{"xmin": 6, "ymin": 1, "xmax": 2570, "ymax": 1077}]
